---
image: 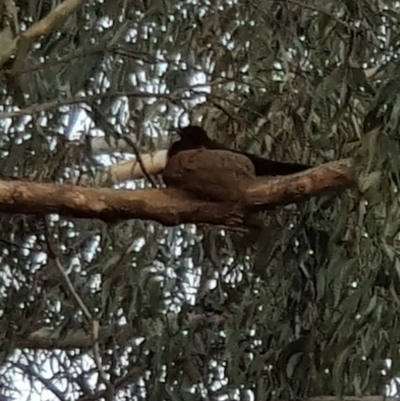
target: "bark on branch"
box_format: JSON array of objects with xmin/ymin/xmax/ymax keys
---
[
  {"xmin": 0, "ymin": 159, "xmax": 354, "ymax": 226},
  {"xmin": 246, "ymin": 158, "xmax": 354, "ymax": 207}
]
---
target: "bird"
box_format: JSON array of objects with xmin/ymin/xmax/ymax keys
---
[
  {"xmin": 162, "ymin": 125, "xmax": 311, "ymax": 203},
  {"xmin": 163, "ymin": 145, "xmax": 256, "ymax": 202},
  {"xmin": 167, "ymin": 125, "xmax": 311, "ymax": 176}
]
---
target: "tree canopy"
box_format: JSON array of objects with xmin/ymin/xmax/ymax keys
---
[{"xmin": 0, "ymin": 0, "xmax": 399, "ymax": 400}]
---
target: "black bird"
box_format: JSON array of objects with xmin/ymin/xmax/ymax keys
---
[{"xmin": 168, "ymin": 125, "xmax": 311, "ymax": 177}]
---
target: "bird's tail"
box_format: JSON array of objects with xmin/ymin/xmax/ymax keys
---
[{"xmin": 243, "ymin": 152, "xmax": 311, "ymax": 176}]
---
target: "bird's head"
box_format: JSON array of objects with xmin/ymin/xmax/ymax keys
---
[
  {"xmin": 177, "ymin": 125, "xmax": 208, "ymax": 138},
  {"xmin": 176, "ymin": 125, "xmax": 211, "ymax": 146}
]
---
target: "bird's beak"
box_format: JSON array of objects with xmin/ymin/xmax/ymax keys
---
[
  {"xmin": 167, "ymin": 127, "xmax": 183, "ymax": 137},
  {"xmin": 166, "ymin": 127, "xmax": 181, "ymax": 142},
  {"xmin": 171, "ymin": 132, "xmax": 180, "ymax": 143}
]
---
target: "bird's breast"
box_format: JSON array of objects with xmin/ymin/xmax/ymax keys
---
[{"xmin": 163, "ymin": 148, "xmax": 256, "ymax": 202}]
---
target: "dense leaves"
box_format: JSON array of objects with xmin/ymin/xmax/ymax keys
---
[{"xmin": 0, "ymin": 0, "xmax": 399, "ymax": 400}]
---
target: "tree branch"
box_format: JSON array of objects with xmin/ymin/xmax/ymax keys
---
[
  {"xmin": 0, "ymin": 159, "xmax": 354, "ymax": 227},
  {"xmin": 0, "ymin": 0, "xmax": 87, "ymax": 68},
  {"xmin": 104, "ymin": 150, "xmax": 168, "ymax": 182},
  {"xmin": 245, "ymin": 159, "xmax": 354, "ymax": 207}
]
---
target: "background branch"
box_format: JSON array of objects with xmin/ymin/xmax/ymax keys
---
[{"xmin": 0, "ymin": 0, "xmax": 87, "ymax": 68}]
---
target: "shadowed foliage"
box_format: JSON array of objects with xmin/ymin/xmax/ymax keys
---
[{"xmin": 0, "ymin": 0, "xmax": 399, "ymax": 400}]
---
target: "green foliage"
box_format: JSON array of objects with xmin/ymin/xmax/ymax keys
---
[{"xmin": 0, "ymin": 0, "xmax": 399, "ymax": 399}]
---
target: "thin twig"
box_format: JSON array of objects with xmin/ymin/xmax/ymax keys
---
[
  {"xmin": 91, "ymin": 105, "xmax": 157, "ymax": 187},
  {"xmin": 43, "ymin": 219, "xmax": 93, "ymax": 321},
  {"xmin": 12, "ymin": 362, "xmax": 67, "ymax": 401},
  {"xmin": 262, "ymin": 0, "xmax": 355, "ymax": 31},
  {"xmin": 0, "ymin": 91, "xmax": 181, "ymax": 120},
  {"xmin": 43, "ymin": 218, "xmax": 112, "ymax": 392}
]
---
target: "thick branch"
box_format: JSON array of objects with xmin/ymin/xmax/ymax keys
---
[
  {"xmin": 107, "ymin": 150, "xmax": 168, "ymax": 181},
  {"xmin": 0, "ymin": 159, "xmax": 354, "ymax": 226},
  {"xmin": 245, "ymin": 159, "xmax": 354, "ymax": 207},
  {"xmin": 0, "ymin": 179, "xmax": 244, "ymax": 226},
  {"xmin": 22, "ymin": 0, "xmax": 86, "ymax": 39}
]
